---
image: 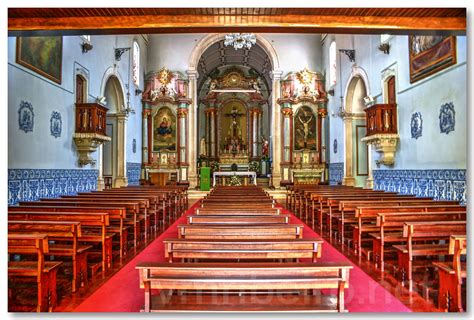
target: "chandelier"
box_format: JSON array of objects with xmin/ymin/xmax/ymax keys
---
[{"xmin": 224, "ymin": 33, "xmax": 257, "ymax": 50}]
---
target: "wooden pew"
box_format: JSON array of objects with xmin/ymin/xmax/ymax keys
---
[
  {"xmin": 393, "ymin": 221, "xmax": 466, "ymax": 291},
  {"xmin": 9, "ymin": 205, "xmax": 128, "ymax": 260},
  {"xmin": 177, "ymin": 224, "xmax": 304, "ymax": 240},
  {"xmin": 195, "ymin": 208, "xmax": 280, "ymax": 215},
  {"xmin": 8, "ymin": 234, "xmax": 63, "ymax": 312},
  {"xmin": 136, "ymin": 262, "xmax": 353, "ymax": 312},
  {"xmin": 25, "ymin": 199, "xmax": 141, "ymax": 249},
  {"xmin": 8, "ymin": 220, "xmax": 92, "ymax": 293},
  {"xmin": 8, "ymin": 211, "xmax": 112, "ymax": 275},
  {"xmin": 163, "ymin": 238, "xmax": 323, "ymax": 262},
  {"xmin": 187, "ymin": 214, "xmax": 291, "ymax": 225},
  {"xmin": 433, "ymin": 235, "xmax": 466, "ymax": 312},
  {"xmin": 334, "ymin": 199, "xmax": 458, "ymax": 244},
  {"xmin": 352, "ymin": 205, "xmax": 465, "ymax": 258},
  {"xmin": 370, "ymin": 211, "xmax": 466, "ymax": 271}
]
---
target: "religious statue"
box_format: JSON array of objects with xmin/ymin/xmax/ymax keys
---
[
  {"xmin": 261, "ymin": 136, "xmax": 269, "ymax": 157},
  {"xmin": 297, "ymin": 111, "xmax": 314, "ymax": 147},
  {"xmin": 200, "ymin": 137, "xmax": 207, "ymax": 156}
]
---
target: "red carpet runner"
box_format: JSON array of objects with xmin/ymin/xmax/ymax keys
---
[{"xmin": 74, "ymin": 200, "xmax": 411, "ymax": 312}]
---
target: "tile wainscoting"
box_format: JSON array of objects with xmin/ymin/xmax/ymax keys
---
[
  {"xmin": 8, "ymin": 169, "xmax": 98, "ymax": 205},
  {"xmin": 329, "ymin": 162, "xmax": 344, "ymax": 186},
  {"xmin": 373, "ymin": 169, "xmax": 466, "ymax": 203},
  {"xmin": 126, "ymin": 162, "xmax": 142, "ymax": 186}
]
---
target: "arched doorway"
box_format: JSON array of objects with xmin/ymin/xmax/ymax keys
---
[
  {"xmin": 102, "ymin": 75, "xmax": 128, "ymax": 188},
  {"xmin": 343, "ymin": 75, "xmax": 369, "ymax": 187},
  {"xmin": 187, "ymin": 33, "xmax": 282, "ymax": 188}
]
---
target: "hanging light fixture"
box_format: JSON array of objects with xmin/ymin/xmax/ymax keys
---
[{"xmin": 224, "ymin": 33, "xmax": 257, "ymax": 50}]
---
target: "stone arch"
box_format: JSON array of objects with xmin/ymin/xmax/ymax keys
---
[
  {"xmin": 343, "ymin": 65, "xmax": 371, "ymax": 113},
  {"xmin": 188, "ymin": 33, "xmax": 280, "ymax": 72}
]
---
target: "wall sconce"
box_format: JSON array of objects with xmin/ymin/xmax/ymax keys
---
[
  {"xmin": 81, "ymin": 42, "xmax": 93, "ymax": 53},
  {"xmin": 135, "ymin": 89, "xmax": 143, "ymax": 96},
  {"xmin": 378, "ymin": 43, "xmax": 390, "ymax": 54},
  {"xmin": 115, "ymin": 47, "xmax": 130, "ymax": 61}
]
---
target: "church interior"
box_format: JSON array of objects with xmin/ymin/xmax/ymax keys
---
[{"xmin": 5, "ymin": 6, "xmax": 468, "ymax": 316}]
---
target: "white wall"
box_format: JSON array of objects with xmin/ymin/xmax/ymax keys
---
[
  {"xmin": 324, "ymin": 34, "xmax": 467, "ymax": 170},
  {"xmin": 8, "ymin": 34, "xmax": 146, "ymax": 169}
]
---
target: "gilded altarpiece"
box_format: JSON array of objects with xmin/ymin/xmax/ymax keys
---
[
  {"xmin": 141, "ymin": 68, "xmax": 191, "ymax": 184},
  {"xmin": 278, "ymin": 68, "xmax": 329, "ymax": 185}
]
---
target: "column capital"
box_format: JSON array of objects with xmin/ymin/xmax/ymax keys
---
[
  {"xmin": 270, "ymin": 69, "xmax": 284, "ymax": 80},
  {"xmin": 186, "ymin": 69, "xmax": 199, "ymax": 79},
  {"xmin": 281, "ymin": 107, "xmax": 293, "ymax": 117},
  {"xmin": 142, "ymin": 109, "xmax": 152, "ymax": 117},
  {"xmin": 205, "ymin": 107, "xmax": 218, "ymax": 115},
  {"xmin": 177, "ymin": 108, "xmax": 188, "ymax": 118}
]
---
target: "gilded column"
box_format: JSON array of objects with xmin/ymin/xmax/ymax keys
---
[
  {"xmin": 251, "ymin": 108, "xmax": 260, "ymax": 159},
  {"xmin": 142, "ymin": 109, "xmax": 149, "ymax": 165},
  {"xmin": 343, "ymin": 115, "xmax": 356, "ymax": 186},
  {"xmin": 207, "ymin": 107, "xmax": 218, "ymax": 159},
  {"xmin": 258, "ymin": 108, "xmax": 263, "ymax": 155},
  {"xmin": 280, "ymin": 105, "xmax": 293, "ymax": 184}
]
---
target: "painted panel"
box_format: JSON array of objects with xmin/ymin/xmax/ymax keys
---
[
  {"xmin": 329, "ymin": 162, "xmax": 344, "ymax": 186},
  {"xmin": 153, "ymin": 106, "xmax": 176, "ymax": 152},
  {"xmin": 294, "ymin": 106, "xmax": 317, "ymax": 150},
  {"xmin": 126, "ymin": 162, "xmax": 141, "ymax": 186}
]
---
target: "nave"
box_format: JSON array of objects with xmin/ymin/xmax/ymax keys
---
[{"xmin": 8, "ymin": 184, "xmax": 466, "ymax": 313}]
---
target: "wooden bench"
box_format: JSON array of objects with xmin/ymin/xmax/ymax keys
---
[
  {"xmin": 195, "ymin": 208, "xmax": 280, "ymax": 215},
  {"xmin": 8, "ymin": 233, "xmax": 63, "ymax": 312},
  {"xmin": 136, "ymin": 262, "xmax": 353, "ymax": 312},
  {"xmin": 352, "ymin": 205, "xmax": 465, "ymax": 258},
  {"xmin": 9, "ymin": 205, "xmax": 128, "ymax": 260},
  {"xmin": 187, "ymin": 214, "xmax": 291, "ymax": 225},
  {"xmin": 8, "ymin": 211, "xmax": 113, "ymax": 275},
  {"xmin": 393, "ymin": 221, "xmax": 466, "ymax": 291},
  {"xmin": 8, "ymin": 220, "xmax": 92, "ymax": 293},
  {"xmin": 433, "ymin": 235, "xmax": 467, "ymax": 312},
  {"xmin": 370, "ymin": 211, "xmax": 466, "ymax": 271},
  {"xmin": 163, "ymin": 238, "xmax": 323, "ymax": 262},
  {"xmin": 177, "ymin": 224, "xmax": 304, "ymax": 240}
]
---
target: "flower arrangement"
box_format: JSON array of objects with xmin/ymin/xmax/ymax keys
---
[
  {"xmin": 210, "ymin": 161, "xmax": 219, "ymax": 172},
  {"xmin": 249, "ymin": 161, "xmax": 259, "ymax": 172},
  {"xmin": 229, "ymin": 174, "xmax": 242, "ymax": 186}
]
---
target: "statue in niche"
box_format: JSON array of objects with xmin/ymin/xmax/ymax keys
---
[
  {"xmin": 261, "ymin": 136, "xmax": 269, "ymax": 157},
  {"xmin": 295, "ymin": 106, "xmax": 316, "ymax": 150},
  {"xmin": 224, "ymin": 106, "xmax": 245, "ymax": 154},
  {"xmin": 200, "ymin": 137, "xmax": 207, "ymax": 157}
]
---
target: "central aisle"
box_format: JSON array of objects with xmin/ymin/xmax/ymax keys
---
[{"xmin": 73, "ymin": 200, "xmax": 411, "ymax": 312}]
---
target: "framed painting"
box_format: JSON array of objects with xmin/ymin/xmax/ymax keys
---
[
  {"xmin": 294, "ymin": 106, "xmax": 317, "ymax": 150},
  {"xmin": 16, "ymin": 36, "xmax": 63, "ymax": 84},
  {"xmin": 409, "ymin": 36, "xmax": 456, "ymax": 83},
  {"xmin": 153, "ymin": 107, "xmax": 176, "ymax": 152}
]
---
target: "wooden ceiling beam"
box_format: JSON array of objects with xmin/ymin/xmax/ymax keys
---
[{"xmin": 8, "ymin": 13, "xmax": 466, "ymax": 36}]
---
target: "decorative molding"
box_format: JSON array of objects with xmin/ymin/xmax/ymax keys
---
[
  {"xmin": 73, "ymin": 132, "xmax": 111, "ymax": 167},
  {"xmin": 439, "ymin": 102, "xmax": 455, "ymax": 134},
  {"xmin": 115, "ymin": 47, "xmax": 130, "ymax": 61},
  {"xmin": 329, "ymin": 162, "xmax": 344, "ymax": 186},
  {"xmin": 410, "ymin": 112, "xmax": 422, "ymax": 139},
  {"xmin": 339, "ymin": 49, "xmax": 355, "ymax": 62},
  {"xmin": 8, "ymin": 169, "xmax": 98, "ymax": 205},
  {"xmin": 18, "ymin": 100, "xmax": 34, "ymax": 133},
  {"xmin": 374, "ymin": 169, "xmax": 466, "ymax": 204},
  {"xmin": 126, "ymin": 162, "xmax": 141, "ymax": 186},
  {"xmin": 361, "ymin": 133, "xmax": 399, "ymax": 167},
  {"xmin": 50, "ymin": 111, "xmax": 62, "ymax": 138}
]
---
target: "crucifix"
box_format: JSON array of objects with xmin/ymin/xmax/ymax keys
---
[{"xmin": 225, "ymin": 107, "xmax": 245, "ymax": 154}]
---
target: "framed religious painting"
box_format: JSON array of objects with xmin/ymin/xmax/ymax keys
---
[
  {"xmin": 16, "ymin": 36, "xmax": 63, "ymax": 84},
  {"xmin": 153, "ymin": 107, "xmax": 176, "ymax": 152},
  {"xmin": 294, "ymin": 106, "xmax": 317, "ymax": 150},
  {"xmin": 409, "ymin": 36, "xmax": 456, "ymax": 83}
]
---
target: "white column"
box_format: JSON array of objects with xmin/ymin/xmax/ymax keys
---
[
  {"xmin": 271, "ymin": 70, "xmax": 283, "ymax": 187},
  {"xmin": 365, "ymin": 144, "xmax": 374, "ymax": 189},
  {"xmin": 97, "ymin": 145, "xmax": 105, "ymax": 190},
  {"xmin": 186, "ymin": 69, "xmax": 199, "ymax": 188},
  {"xmin": 258, "ymin": 110, "xmax": 263, "ymax": 155},
  {"xmin": 210, "ymin": 109, "xmax": 216, "ymax": 158},
  {"xmin": 114, "ymin": 113, "xmax": 129, "ymax": 187},
  {"xmin": 252, "ymin": 109, "xmax": 258, "ymax": 158}
]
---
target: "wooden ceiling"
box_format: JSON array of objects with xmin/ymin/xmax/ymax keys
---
[{"xmin": 8, "ymin": 8, "xmax": 466, "ymax": 36}]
